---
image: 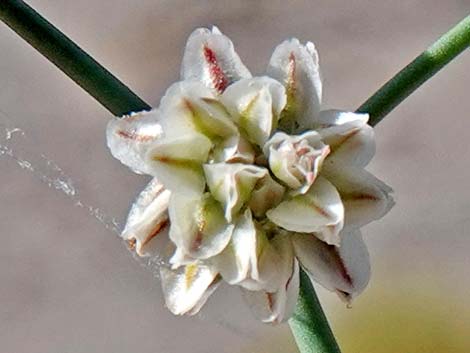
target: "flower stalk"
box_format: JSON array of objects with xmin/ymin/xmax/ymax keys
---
[
  {"xmin": 0, "ymin": 0, "xmax": 150, "ymax": 116},
  {"xmin": 359, "ymin": 15, "xmax": 470, "ymax": 126},
  {"xmin": 289, "ymin": 269, "xmax": 341, "ymax": 353},
  {"xmin": 1, "ymin": 2, "xmax": 469, "ymax": 353}
]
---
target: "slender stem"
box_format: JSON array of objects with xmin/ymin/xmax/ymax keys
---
[
  {"xmin": 0, "ymin": 0, "xmax": 151, "ymax": 116},
  {"xmin": 1, "ymin": 3, "xmax": 470, "ymax": 353},
  {"xmin": 289, "ymin": 270, "xmax": 341, "ymax": 353},
  {"xmin": 359, "ymin": 15, "xmax": 470, "ymax": 126}
]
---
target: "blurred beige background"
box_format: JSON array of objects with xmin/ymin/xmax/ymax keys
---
[{"xmin": 1, "ymin": 1, "xmax": 470, "ymax": 352}]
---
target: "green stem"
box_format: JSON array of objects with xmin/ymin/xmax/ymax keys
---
[
  {"xmin": 1, "ymin": 3, "xmax": 470, "ymax": 353},
  {"xmin": 289, "ymin": 270, "xmax": 341, "ymax": 353},
  {"xmin": 0, "ymin": 0, "xmax": 150, "ymax": 116},
  {"xmin": 359, "ymin": 15, "xmax": 470, "ymax": 126}
]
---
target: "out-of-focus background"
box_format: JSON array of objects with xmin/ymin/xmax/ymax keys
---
[{"xmin": 1, "ymin": 1, "xmax": 470, "ymax": 352}]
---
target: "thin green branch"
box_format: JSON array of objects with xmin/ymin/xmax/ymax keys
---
[
  {"xmin": 289, "ymin": 270, "xmax": 342, "ymax": 353},
  {"xmin": 1, "ymin": 2, "xmax": 470, "ymax": 353},
  {"xmin": 359, "ymin": 15, "xmax": 470, "ymax": 126},
  {"xmin": 0, "ymin": 0, "xmax": 150, "ymax": 116}
]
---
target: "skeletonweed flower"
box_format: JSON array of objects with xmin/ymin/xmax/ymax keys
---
[{"xmin": 106, "ymin": 26, "xmax": 393, "ymax": 323}]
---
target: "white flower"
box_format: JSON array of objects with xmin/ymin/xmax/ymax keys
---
[{"xmin": 106, "ymin": 26, "xmax": 394, "ymax": 324}]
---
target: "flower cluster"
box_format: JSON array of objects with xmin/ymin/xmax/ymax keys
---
[{"xmin": 106, "ymin": 27, "xmax": 393, "ymax": 323}]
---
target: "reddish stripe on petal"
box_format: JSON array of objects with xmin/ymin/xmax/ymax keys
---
[
  {"xmin": 192, "ymin": 231, "xmax": 203, "ymax": 251},
  {"xmin": 266, "ymin": 292, "xmax": 275, "ymax": 312},
  {"xmin": 141, "ymin": 218, "xmax": 170, "ymax": 247},
  {"xmin": 200, "ymin": 97, "xmax": 220, "ymax": 105},
  {"xmin": 343, "ymin": 192, "xmax": 380, "ymax": 201},
  {"xmin": 117, "ymin": 130, "xmax": 155, "ymax": 142},
  {"xmin": 285, "ymin": 261, "xmax": 295, "ymax": 290},
  {"xmin": 309, "ymin": 202, "xmax": 331, "ymax": 219},
  {"xmin": 336, "ymin": 289, "xmax": 352, "ymax": 305},
  {"xmin": 286, "ymin": 52, "xmax": 297, "ymax": 100},
  {"xmin": 331, "ymin": 246, "xmax": 353, "ymax": 287},
  {"xmin": 203, "ymin": 46, "xmax": 228, "ymax": 93},
  {"xmin": 148, "ymin": 184, "xmax": 165, "ymax": 199}
]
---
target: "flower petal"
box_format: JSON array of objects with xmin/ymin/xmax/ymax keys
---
[
  {"xmin": 241, "ymin": 235, "xmax": 299, "ymax": 324},
  {"xmin": 186, "ymin": 276, "xmax": 222, "ymax": 316},
  {"xmin": 267, "ymin": 176, "xmax": 344, "ymax": 245},
  {"xmin": 318, "ymin": 110, "xmax": 375, "ymax": 168},
  {"xmin": 323, "ymin": 166, "xmax": 394, "ymax": 229},
  {"xmin": 209, "ymin": 134, "xmax": 255, "ymax": 164},
  {"xmin": 160, "ymin": 262, "xmax": 219, "ymax": 315},
  {"xmin": 210, "ymin": 211, "xmax": 286, "ymax": 294},
  {"xmin": 264, "ymin": 131, "xmax": 330, "ymax": 194},
  {"xmin": 292, "ymin": 229, "xmax": 370, "ymax": 301},
  {"xmin": 158, "ymin": 81, "xmax": 237, "ymax": 141},
  {"xmin": 181, "ymin": 26, "xmax": 251, "ymax": 94},
  {"xmin": 203, "ymin": 163, "xmax": 268, "ymax": 221},
  {"xmin": 169, "ymin": 248, "xmax": 195, "ymax": 269},
  {"xmin": 220, "ymin": 77, "xmax": 286, "ymax": 146},
  {"xmin": 169, "ymin": 193, "xmax": 234, "ymax": 259},
  {"xmin": 210, "ymin": 209, "xmax": 256, "ymax": 285},
  {"xmin": 241, "ymin": 263, "xmax": 299, "ymax": 324},
  {"xmin": 146, "ymin": 133, "xmax": 211, "ymax": 196},
  {"xmin": 237, "ymin": 224, "xmax": 284, "ymax": 292},
  {"xmin": 279, "ymin": 258, "xmax": 300, "ymax": 322},
  {"xmin": 267, "ymin": 39, "xmax": 321, "ymax": 132},
  {"xmin": 316, "ymin": 109, "xmax": 368, "ymax": 127},
  {"xmin": 106, "ymin": 110, "xmax": 163, "ymax": 174},
  {"xmin": 121, "ymin": 178, "xmax": 171, "ymax": 257},
  {"xmin": 248, "ymin": 174, "xmax": 286, "ymax": 218}
]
